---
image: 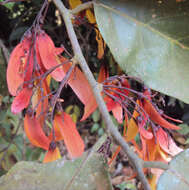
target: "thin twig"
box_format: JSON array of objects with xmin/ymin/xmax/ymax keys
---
[
  {"xmin": 50, "ymin": 63, "xmax": 75, "ymax": 140},
  {"xmin": 0, "ymin": 39, "xmax": 9, "ymax": 63},
  {"xmin": 52, "ymin": 0, "xmax": 151, "ymax": 189}
]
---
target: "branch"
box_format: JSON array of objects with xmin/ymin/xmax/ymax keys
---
[
  {"xmin": 52, "ymin": 1, "xmax": 151, "ymax": 189},
  {"xmin": 0, "ymin": 39, "xmax": 9, "ymax": 63},
  {"xmin": 143, "ymin": 161, "xmax": 169, "ymax": 170},
  {"xmin": 70, "ymin": 1, "xmax": 93, "ymax": 15}
]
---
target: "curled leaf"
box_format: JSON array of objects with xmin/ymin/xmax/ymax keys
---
[
  {"xmin": 24, "ymin": 114, "xmax": 50, "ymax": 150},
  {"xmin": 54, "ymin": 112, "xmax": 84, "ymax": 158},
  {"xmin": 36, "ymin": 31, "xmax": 64, "ymax": 81},
  {"xmin": 142, "ymin": 99, "xmax": 180, "ymax": 130},
  {"xmin": 7, "ymin": 37, "xmax": 31, "ymax": 96}
]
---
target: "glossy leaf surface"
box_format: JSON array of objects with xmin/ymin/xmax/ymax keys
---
[{"xmin": 94, "ymin": 0, "xmax": 189, "ymax": 103}]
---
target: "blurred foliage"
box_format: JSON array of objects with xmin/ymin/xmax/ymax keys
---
[{"xmin": 115, "ymin": 182, "xmax": 136, "ymax": 190}]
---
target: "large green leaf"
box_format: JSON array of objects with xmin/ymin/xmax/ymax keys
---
[
  {"xmin": 0, "ymin": 153, "xmax": 112, "ymax": 190},
  {"xmin": 0, "ymin": 134, "xmax": 112, "ymax": 190},
  {"xmin": 157, "ymin": 149, "xmax": 189, "ymax": 190},
  {"xmin": 94, "ymin": 0, "xmax": 189, "ymax": 103}
]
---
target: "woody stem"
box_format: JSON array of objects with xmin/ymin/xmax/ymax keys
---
[
  {"xmin": 70, "ymin": 1, "xmax": 93, "ymax": 14},
  {"xmin": 52, "ymin": 0, "xmax": 151, "ymax": 190},
  {"xmin": 143, "ymin": 161, "xmax": 169, "ymax": 170}
]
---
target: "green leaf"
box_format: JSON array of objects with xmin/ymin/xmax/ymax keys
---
[
  {"xmin": 157, "ymin": 149, "xmax": 189, "ymax": 190},
  {"xmin": 185, "ymin": 138, "xmax": 189, "ymax": 145},
  {"xmin": 0, "ymin": 153, "xmax": 113, "ymax": 190},
  {"xmin": 91, "ymin": 123, "xmax": 99, "ymax": 133},
  {"xmin": 178, "ymin": 124, "xmax": 189, "ymax": 135},
  {"xmin": 0, "ymin": 0, "xmax": 14, "ymax": 10},
  {"xmin": 94, "ymin": 0, "xmax": 189, "ymax": 103},
  {"xmin": 92, "ymin": 109, "xmax": 100, "ymax": 122},
  {"xmin": 116, "ymin": 182, "xmax": 136, "ymax": 190},
  {"xmin": 98, "ymin": 127, "xmax": 104, "ymax": 136}
]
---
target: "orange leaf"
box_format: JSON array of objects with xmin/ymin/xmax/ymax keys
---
[
  {"xmin": 125, "ymin": 119, "xmax": 138, "ymax": 142},
  {"xmin": 54, "ymin": 112, "xmax": 84, "ymax": 158},
  {"xmin": 57, "ymin": 57, "xmax": 98, "ymax": 121},
  {"xmin": 43, "ymin": 147, "xmax": 61, "ymax": 163},
  {"xmin": 85, "ymin": 10, "xmax": 105, "ymax": 59},
  {"xmin": 36, "ymin": 31, "xmax": 64, "ymax": 81},
  {"xmin": 7, "ymin": 37, "xmax": 31, "ymax": 96},
  {"xmin": 148, "ymin": 174, "xmax": 157, "ymax": 190},
  {"xmin": 141, "ymin": 134, "xmax": 158, "ymax": 161},
  {"xmin": 49, "ymin": 118, "xmax": 64, "ymax": 141},
  {"xmin": 66, "ymin": 64, "xmax": 97, "ymax": 121},
  {"xmin": 55, "ymin": 56, "xmax": 97, "ymax": 121},
  {"xmin": 32, "ymin": 79, "xmax": 50, "ymax": 125},
  {"xmin": 85, "ymin": 9, "xmax": 96, "ymax": 24},
  {"xmin": 95, "ymin": 28, "xmax": 105, "ymax": 59},
  {"xmin": 69, "ymin": 66, "xmax": 96, "ymax": 108},
  {"xmin": 11, "ymin": 88, "xmax": 32, "ymax": 114},
  {"xmin": 97, "ymin": 64, "xmax": 109, "ymax": 83},
  {"xmin": 142, "ymin": 99, "xmax": 180, "ymax": 130},
  {"xmin": 81, "ymin": 99, "xmax": 98, "ymax": 121},
  {"xmin": 24, "ymin": 114, "xmax": 50, "ymax": 150}
]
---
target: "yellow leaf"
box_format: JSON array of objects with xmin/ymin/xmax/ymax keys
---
[
  {"xmin": 95, "ymin": 28, "xmax": 105, "ymax": 59},
  {"xmin": 148, "ymin": 174, "xmax": 157, "ymax": 190},
  {"xmin": 86, "ymin": 9, "xmax": 96, "ymax": 24},
  {"xmin": 125, "ymin": 108, "xmax": 139, "ymax": 141},
  {"xmin": 68, "ymin": 0, "xmax": 82, "ymax": 9}
]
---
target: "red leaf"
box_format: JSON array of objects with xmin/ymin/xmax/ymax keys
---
[
  {"xmin": 156, "ymin": 128, "xmax": 169, "ymax": 153},
  {"xmin": 97, "ymin": 64, "xmax": 109, "ymax": 83},
  {"xmin": 43, "ymin": 147, "xmax": 61, "ymax": 163},
  {"xmin": 7, "ymin": 37, "xmax": 31, "ymax": 96},
  {"xmin": 139, "ymin": 125, "xmax": 153, "ymax": 140},
  {"xmin": 36, "ymin": 31, "xmax": 64, "ymax": 81},
  {"xmin": 60, "ymin": 62, "xmax": 97, "ymax": 121},
  {"xmin": 142, "ymin": 99, "xmax": 180, "ymax": 130},
  {"xmin": 111, "ymin": 103, "xmax": 123, "ymax": 124},
  {"xmin": 54, "ymin": 112, "xmax": 84, "ymax": 158},
  {"xmin": 11, "ymin": 88, "xmax": 32, "ymax": 114},
  {"xmin": 24, "ymin": 114, "xmax": 50, "ymax": 150}
]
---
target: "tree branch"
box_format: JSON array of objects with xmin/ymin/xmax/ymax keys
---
[
  {"xmin": 52, "ymin": 0, "xmax": 151, "ymax": 189},
  {"xmin": 143, "ymin": 161, "xmax": 169, "ymax": 170},
  {"xmin": 70, "ymin": 1, "xmax": 93, "ymax": 15}
]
